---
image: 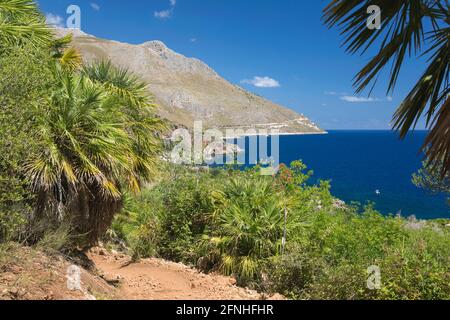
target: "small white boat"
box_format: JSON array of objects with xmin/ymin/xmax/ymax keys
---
[{"xmin": 375, "ymin": 190, "xmax": 381, "ymax": 195}]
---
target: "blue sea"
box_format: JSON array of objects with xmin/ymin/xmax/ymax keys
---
[{"xmin": 275, "ymin": 131, "xmax": 448, "ymax": 219}]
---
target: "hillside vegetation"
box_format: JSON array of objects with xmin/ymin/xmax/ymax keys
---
[
  {"xmin": 0, "ymin": 1, "xmax": 448, "ymax": 301},
  {"xmin": 110, "ymin": 163, "xmax": 450, "ymax": 300}
]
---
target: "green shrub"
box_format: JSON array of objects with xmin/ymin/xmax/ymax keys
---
[
  {"xmin": 197, "ymin": 176, "xmax": 303, "ymax": 285},
  {"xmin": 265, "ymin": 206, "xmax": 450, "ymax": 300},
  {"xmin": 377, "ymin": 226, "xmax": 450, "ymax": 300},
  {"xmin": 111, "ymin": 190, "xmax": 164, "ymax": 259},
  {"xmin": 112, "ymin": 166, "xmax": 218, "ymax": 262},
  {"xmin": 0, "ymin": 46, "xmax": 53, "ymax": 243},
  {"xmin": 35, "ymin": 223, "xmax": 72, "ymax": 255},
  {"xmin": 108, "ymin": 162, "xmax": 450, "ymax": 300},
  {"xmin": 157, "ymin": 171, "xmax": 215, "ymax": 263},
  {"xmin": 0, "ymin": 210, "xmax": 27, "ymax": 242}
]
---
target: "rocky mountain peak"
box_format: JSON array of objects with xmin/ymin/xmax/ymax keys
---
[
  {"xmin": 61, "ymin": 30, "xmax": 325, "ymax": 134},
  {"xmin": 140, "ymin": 40, "xmax": 169, "ymax": 52}
]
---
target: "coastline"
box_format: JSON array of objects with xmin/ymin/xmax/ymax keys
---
[{"xmin": 224, "ymin": 131, "xmax": 328, "ymax": 139}]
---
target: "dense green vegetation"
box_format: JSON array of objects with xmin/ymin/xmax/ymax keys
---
[
  {"xmin": 0, "ymin": 0, "xmax": 448, "ymax": 301},
  {"xmin": 0, "ymin": 45, "xmax": 51, "ymax": 242},
  {"xmin": 0, "ymin": 1, "xmax": 165, "ymax": 248},
  {"xmin": 110, "ymin": 163, "xmax": 450, "ymax": 300}
]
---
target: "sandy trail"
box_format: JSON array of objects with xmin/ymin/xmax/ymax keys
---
[{"xmin": 89, "ymin": 248, "xmax": 282, "ymax": 300}]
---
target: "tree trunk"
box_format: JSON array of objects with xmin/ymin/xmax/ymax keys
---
[{"xmin": 68, "ymin": 183, "xmax": 123, "ymax": 249}]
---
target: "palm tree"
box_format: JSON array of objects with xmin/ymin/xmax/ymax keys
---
[
  {"xmin": 0, "ymin": 0, "xmax": 51, "ymax": 47},
  {"xmin": 0, "ymin": 0, "xmax": 82, "ymax": 70},
  {"xmin": 50, "ymin": 34, "xmax": 83, "ymax": 71},
  {"xmin": 199, "ymin": 177, "xmax": 300, "ymax": 282},
  {"xmin": 0, "ymin": 0, "xmax": 82, "ymax": 71},
  {"xmin": 323, "ymin": 0, "xmax": 449, "ymax": 176},
  {"xmin": 27, "ymin": 62, "xmax": 165, "ymax": 248}
]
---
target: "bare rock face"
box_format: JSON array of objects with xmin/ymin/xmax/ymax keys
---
[{"xmin": 55, "ymin": 28, "xmax": 325, "ymax": 134}]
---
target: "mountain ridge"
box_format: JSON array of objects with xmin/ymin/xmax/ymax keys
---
[{"xmin": 55, "ymin": 28, "xmax": 325, "ymax": 134}]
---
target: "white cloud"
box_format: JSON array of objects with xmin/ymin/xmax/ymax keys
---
[
  {"xmin": 325, "ymin": 91, "xmax": 349, "ymax": 96},
  {"xmin": 154, "ymin": 9, "xmax": 172, "ymax": 19},
  {"xmin": 340, "ymin": 95, "xmax": 393, "ymax": 103},
  {"xmin": 241, "ymin": 76, "xmax": 281, "ymax": 88},
  {"xmin": 190, "ymin": 38, "xmax": 197, "ymax": 43},
  {"xmin": 46, "ymin": 13, "xmax": 64, "ymax": 27},
  {"xmin": 155, "ymin": 0, "xmax": 176, "ymax": 19},
  {"xmin": 340, "ymin": 96, "xmax": 377, "ymax": 103},
  {"xmin": 90, "ymin": 2, "xmax": 100, "ymax": 11}
]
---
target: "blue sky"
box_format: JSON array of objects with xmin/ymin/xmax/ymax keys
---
[{"xmin": 37, "ymin": 0, "xmax": 429, "ymax": 130}]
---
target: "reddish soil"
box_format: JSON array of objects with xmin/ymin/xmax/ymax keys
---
[
  {"xmin": 89, "ymin": 247, "xmax": 283, "ymax": 300},
  {"xmin": 0, "ymin": 244, "xmax": 117, "ymax": 300},
  {"xmin": 0, "ymin": 244, "xmax": 283, "ymax": 301}
]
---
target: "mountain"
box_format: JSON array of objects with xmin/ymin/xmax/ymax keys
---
[{"xmin": 56, "ymin": 28, "xmax": 324, "ymax": 134}]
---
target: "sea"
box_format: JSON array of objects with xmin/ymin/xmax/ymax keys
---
[{"xmin": 232, "ymin": 130, "xmax": 449, "ymax": 220}]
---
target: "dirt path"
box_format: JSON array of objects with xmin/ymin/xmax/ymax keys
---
[
  {"xmin": 89, "ymin": 248, "xmax": 282, "ymax": 300},
  {"xmin": 0, "ymin": 245, "xmax": 283, "ymax": 300}
]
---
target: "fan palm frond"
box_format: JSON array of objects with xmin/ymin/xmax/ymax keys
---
[
  {"xmin": 0, "ymin": 0, "xmax": 51, "ymax": 47},
  {"xmin": 205, "ymin": 176, "xmax": 304, "ymax": 281},
  {"xmin": 58, "ymin": 47, "xmax": 82, "ymax": 70},
  {"xmin": 28, "ymin": 62, "xmax": 164, "ymax": 247},
  {"xmin": 324, "ymin": 0, "xmax": 450, "ymax": 176},
  {"xmin": 82, "ymin": 61, "xmax": 152, "ymax": 109}
]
